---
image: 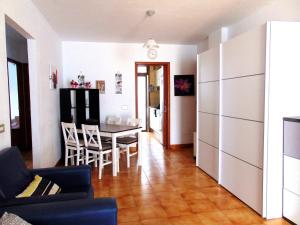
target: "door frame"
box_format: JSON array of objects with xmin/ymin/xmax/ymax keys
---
[{"xmin": 135, "ymin": 62, "xmax": 170, "ymax": 148}]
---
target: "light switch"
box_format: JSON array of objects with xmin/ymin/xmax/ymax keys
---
[
  {"xmin": 0, "ymin": 124, "xmax": 5, "ymax": 133},
  {"xmin": 121, "ymin": 105, "xmax": 128, "ymax": 110}
]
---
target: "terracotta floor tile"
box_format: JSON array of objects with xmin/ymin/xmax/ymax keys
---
[
  {"xmin": 181, "ymin": 190, "xmax": 207, "ymax": 201},
  {"xmin": 141, "ymin": 218, "xmax": 172, "ymax": 225},
  {"xmin": 119, "ymin": 222, "xmax": 141, "ymax": 225},
  {"xmin": 187, "ymin": 199, "xmax": 219, "ymax": 213},
  {"xmin": 263, "ymin": 219, "xmax": 292, "ymax": 225},
  {"xmin": 222, "ymin": 208, "xmax": 265, "ymax": 225},
  {"xmin": 137, "ymin": 206, "xmax": 168, "ymax": 220},
  {"xmin": 118, "ymin": 208, "xmax": 140, "ymax": 223},
  {"xmin": 151, "ymin": 183, "xmax": 177, "ymax": 192},
  {"xmin": 131, "ymin": 184, "xmax": 153, "ymax": 195},
  {"xmin": 117, "ymin": 195, "xmax": 136, "ymax": 209},
  {"xmin": 168, "ymin": 214, "xmax": 204, "ymax": 225},
  {"xmin": 197, "ymin": 211, "xmax": 233, "ymax": 225},
  {"xmin": 162, "ymin": 202, "xmax": 193, "ymax": 217},
  {"xmin": 209, "ymin": 196, "xmax": 247, "ymax": 210},
  {"xmin": 134, "ymin": 193, "xmax": 160, "ymax": 207}
]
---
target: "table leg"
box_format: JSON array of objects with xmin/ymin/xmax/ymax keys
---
[
  {"xmin": 112, "ymin": 134, "xmax": 117, "ymax": 176},
  {"xmin": 137, "ymin": 131, "xmax": 142, "ymax": 166}
]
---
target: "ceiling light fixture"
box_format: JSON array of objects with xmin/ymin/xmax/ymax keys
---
[{"xmin": 144, "ymin": 10, "xmax": 159, "ymax": 59}]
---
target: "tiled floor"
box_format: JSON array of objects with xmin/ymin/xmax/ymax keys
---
[{"xmin": 92, "ymin": 133, "xmax": 290, "ymax": 225}]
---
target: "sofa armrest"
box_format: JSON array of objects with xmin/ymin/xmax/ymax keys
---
[
  {"xmin": 29, "ymin": 166, "xmax": 91, "ymax": 189},
  {"xmin": 0, "ymin": 198, "xmax": 117, "ymax": 225},
  {"xmin": 0, "ymin": 191, "xmax": 92, "ymax": 208}
]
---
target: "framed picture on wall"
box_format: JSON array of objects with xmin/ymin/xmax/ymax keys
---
[
  {"xmin": 96, "ymin": 80, "xmax": 105, "ymax": 94},
  {"xmin": 174, "ymin": 75, "xmax": 194, "ymax": 96}
]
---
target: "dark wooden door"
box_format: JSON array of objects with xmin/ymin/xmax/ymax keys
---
[{"xmin": 7, "ymin": 59, "xmax": 32, "ymax": 152}]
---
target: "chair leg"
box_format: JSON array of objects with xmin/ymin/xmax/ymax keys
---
[
  {"xmin": 94, "ymin": 154, "xmax": 98, "ymax": 167},
  {"xmin": 70, "ymin": 150, "xmax": 75, "ymax": 165},
  {"xmin": 65, "ymin": 147, "xmax": 68, "ymax": 166},
  {"xmin": 117, "ymin": 149, "xmax": 120, "ymax": 172},
  {"xmin": 98, "ymin": 153, "xmax": 103, "ymax": 179},
  {"xmin": 76, "ymin": 148, "xmax": 80, "ymax": 166},
  {"xmin": 126, "ymin": 146, "xmax": 130, "ymax": 168}
]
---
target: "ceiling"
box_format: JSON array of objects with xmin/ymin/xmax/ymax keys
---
[{"xmin": 32, "ymin": 0, "xmax": 275, "ymax": 44}]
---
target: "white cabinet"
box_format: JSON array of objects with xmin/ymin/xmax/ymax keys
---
[
  {"xmin": 196, "ymin": 21, "xmax": 300, "ymax": 219},
  {"xmin": 196, "ymin": 46, "xmax": 220, "ymax": 181},
  {"xmin": 283, "ymin": 118, "xmax": 300, "ymax": 224}
]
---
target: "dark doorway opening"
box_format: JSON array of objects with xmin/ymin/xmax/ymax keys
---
[{"xmin": 6, "ymin": 24, "xmax": 32, "ymax": 163}]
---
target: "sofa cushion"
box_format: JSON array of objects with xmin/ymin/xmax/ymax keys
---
[
  {"xmin": 0, "ymin": 147, "xmax": 32, "ymax": 200},
  {"xmin": 17, "ymin": 175, "xmax": 61, "ymax": 198}
]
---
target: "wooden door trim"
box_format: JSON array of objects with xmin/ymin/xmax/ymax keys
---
[{"xmin": 135, "ymin": 62, "xmax": 170, "ymax": 148}]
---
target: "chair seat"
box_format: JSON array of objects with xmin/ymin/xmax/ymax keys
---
[
  {"xmin": 67, "ymin": 139, "xmax": 85, "ymax": 147},
  {"xmin": 117, "ymin": 136, "xmax": 138, "ymax": 145},
  {"xmin": 100, "ymin": 136, "xmax": 112, "ymax": 142},
  {"xmin": 86, "ymin": 142, "xmax": 117, "ymax": 151}
]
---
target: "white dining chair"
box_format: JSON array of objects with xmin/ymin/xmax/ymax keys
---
[
  {"xmin": 117, "ymin": 118, "xmax": 141, "ymax": 168},
  {"xmin": 82, "ymin": 124, "xmax": 116, "ymax": 179},
  {"xmin": 61, "ymin": 122, "xmax": 85, "ymax": 166}
]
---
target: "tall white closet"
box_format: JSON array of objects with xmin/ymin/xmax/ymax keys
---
[
  {"xmin": 196, "ymin": 46, "xmax": 220, "ymax": 180},
  {"xmin": 196, "ymin": 21, "xmax": 300, "ymax": 219}
]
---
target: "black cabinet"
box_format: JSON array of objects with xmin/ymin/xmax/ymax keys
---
[
  {"xmin": 60, "ymin": 88, "xmax": 100, "ymax": 160},
  {"xmin": 60, "ymin": 88, "xmax": 100, "ymax": 127}
]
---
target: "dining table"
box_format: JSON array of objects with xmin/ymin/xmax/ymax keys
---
[{"xmin": 79, "ymin": 123, "xmax": 142, "ymax": 176}]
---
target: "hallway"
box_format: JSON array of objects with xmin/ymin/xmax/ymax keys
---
[{"xmin": 92, "ymin": 133, "xmax": 290, "ymax": 225}]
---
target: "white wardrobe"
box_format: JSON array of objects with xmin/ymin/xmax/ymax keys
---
[
  {"xmin": 196, "ymin": 46, "xmax": 220, "ymax": 181},
  {"xmin": 196, "ymin": 21, "xmax": 300, "ymax": 219}
]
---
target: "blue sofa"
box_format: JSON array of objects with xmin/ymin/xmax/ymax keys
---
[{"xmin": 0, "ymin": 147, "xmax": 117, "ymax": 225}]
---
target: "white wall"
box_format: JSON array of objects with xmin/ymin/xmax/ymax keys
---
[
  {"xmin": 200, "ymin": 0, "xmax": 300, "ymax": 49},
  {"xmin": 0, "ymin": 0, "xmax": 62, "ymax": 168},
  {"xmin": 62, "ymin": 42, "xmax": 197, "ymax": 145},
  {"xmin": 227, "ymin": 0, "xmax": 300, "ymax": 39}
]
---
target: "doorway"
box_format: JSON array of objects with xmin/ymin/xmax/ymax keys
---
[
  {"xmin": 135, "ymin": 62, "xmax": 170, "ymax": 148},
  {"xmin": 6, "ymin": 24, "xmax": 32, "ymax": 162}
]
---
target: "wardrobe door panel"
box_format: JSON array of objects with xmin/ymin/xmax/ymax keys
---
[
  {"xmin": 220, "ymin": 152, "xmax": 263, "ymax": 214},
  {"xmin": 222, "ymin": 25, "xmax": 266, "ymax": 79},
  {"xmin": 222, "ymin": 75, "xmax": 265, "ymax": 121},
  {"xmin": 221, "ymin": 116, "xmax": 264, "ymax": 168},
  {"xmin": 199, "ymin": 47, "xmax": 220, "ymax": 82},
  {"xmin": 199, "ymin": 82, "xmax": 219, "ymax": 114},
  {"xmin": 198, "ymin": 112, "xmax": 219, "ymax": 147},
  {"xmin": 199, "ymin": 141, "xmax": 219, "ymax": 180}
]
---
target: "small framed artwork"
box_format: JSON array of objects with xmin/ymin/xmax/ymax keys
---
[
  {"xmin": 96, "ymin": 80, "xmax": 105, "ymax": 94},
  {"xmin": 174, "ymin": 75, "xmax": 194, "ymax": 96},
  {"xmin": 115, "ymin": 73, "xmax": 122, "ymax": 94},
  {"xmin": 49, "ymin": 64, "xmax": 58, "ymax": 89}
]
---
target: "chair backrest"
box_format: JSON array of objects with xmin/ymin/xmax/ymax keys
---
[
  {"xmin": 61, "ymin": 122, "xmax": 80, "ymax": 146},
  {"xmin": 82, "ymin": 124, "xmax": 102, "ymax": 150},
  {"xmin": 127, "ymin": 118, "xmax": 141, "ymax": 126},
  {"xmin": 106, "ymin": 116, "xmax": 122, "ymax": 125}
]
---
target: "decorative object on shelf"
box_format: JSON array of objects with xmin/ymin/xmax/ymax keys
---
[
  {"xmin": 174, "ymin": 75, "xmax": 194, "ymax": 96},
  {"xmin": 78, "ymin": 71, "xmax": 85, "ymax": 88},
  {"xmin": 143, "ymin": 10, "xmax": 159, "ymax": 60},
  {"xmin": 84, "ymin": 82, "xmax": 91, "ymax": 89},
  {"xmin": 96, "ymin": 80, "xmax": 105, "ymax": 94},
  {"xmin": 49, "ymin": 64, "xmax": 58, "ymax": 89},
  {"xmin": 70, "ymin": 80, "xmax": 78, "ymax": 88},
  {"xmin": 115, "ymin": 73, "xmax": 122, "ymax": 94}
]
